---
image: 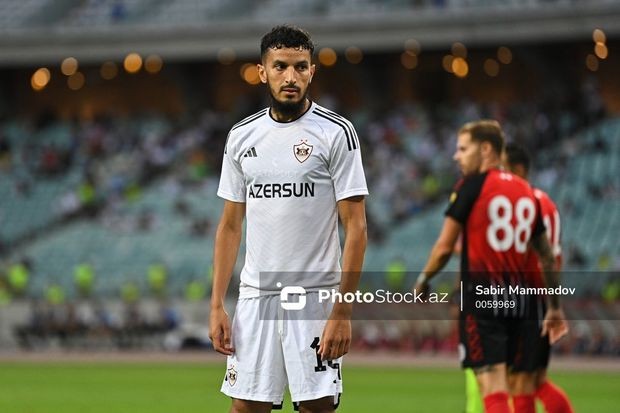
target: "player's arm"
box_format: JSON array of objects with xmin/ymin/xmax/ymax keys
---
[
  {"xmin": 531, "ymin": 234, "xmax": 559, "ymax": 303},
  {"xmin": 319, "ymin": 195, "xmax": 367, "ymax": 361},
  {"xmin": 530, "ymin": 233, "xmax": 568, "ymax": 344},
  {"xmin": 414, "ymin": 216, "xmax": 462, "ymax": 291},
  {"xmin": 417, "ymin": 174, "xmax": 482, "ymax": 291},
  {"xmin": 209, "ymin": 200, "xmax": 245, "ymax": 355}
]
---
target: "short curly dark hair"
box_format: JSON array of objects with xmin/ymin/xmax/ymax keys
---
[
  {"xmin": 504, "ymin": 142, "xmax": 531, "ymax": 173},
  {"xmin": 260, "ymin": 25, "xmax": 314, "ymax": 60}
]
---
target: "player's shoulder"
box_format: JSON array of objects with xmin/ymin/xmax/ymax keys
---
[
  {"xmin": 309, "ymin": 103, "xmax": 360, "ymax": 150},
  {"xmin": 532, "ymin": 187, "xmax": 549, "ymax": 201},
  {"xmin": 487, "ymin": 169, "xmax": 530, "ymax": 189},
  {"xmin": 456, "ymin": 171, "xmax": 488, "ymax": 192},
  {"xmin": 224, "ymin": 107, "xmax": 269, "ymax": 151},
  {"xmin": 532, "ymin": 187, "xmax": 558, "ymax": 210},
  {"xmin": 448, "ymin": 173, "xmax": 488, "ymax": 207},
  {"xmin": 310, "ymin": 103, "xmax": 353, "ymax": 125},
  {"xmin": 230, "ymin": 107, "xmax": 269, "ymax": 131},
  {"xmin": 228, "ymin": 107, "xmax": 269, "ymax": 137}
]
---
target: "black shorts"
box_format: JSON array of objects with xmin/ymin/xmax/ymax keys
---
[
  {"xmin": 459, "ymin": 311, "xmax": 549, "ymax": 372},
  {"xmin": 512, "ymin": 319, "xmax": 550, "ymax": 372},
  {"xmin": 514, "ymin": 296, "xmax": 550, "ymax": 371}
]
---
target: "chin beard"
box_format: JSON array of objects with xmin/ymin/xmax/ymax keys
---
[{"xmin": 270, "ymin": 92, "xmax": 308, "ymax": 120}]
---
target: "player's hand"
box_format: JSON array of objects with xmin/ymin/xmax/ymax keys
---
[
  {"xmin": 541, "ymin": 307, "xmax": 569, "ymax": 345},
  {"xmin": 413, "ymin": 272, "xmax": 430, "ymax": 301},
  {"xmin": 413, "ymin": 280, "xmax": 430, "ymax": 301},
  {"xmin": 319, "ymin": 318, "xmax": 351, "ymax": 361},
  {"xmin": 209, "ymin": 306, "xmax": 234, "ymax": 355}
]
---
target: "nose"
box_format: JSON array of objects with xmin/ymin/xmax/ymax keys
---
[
  {"xmin": 453, "ymin": 151, "xmax": 459, "ymax": 161},
  {"xmin": 284, "ymin": 66, "xmax": 296, "ymax": 84}
]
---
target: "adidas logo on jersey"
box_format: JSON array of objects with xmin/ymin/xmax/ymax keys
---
[{"xmin": 243, "ymin": 147, "xmax": 257, "ymax": 158}]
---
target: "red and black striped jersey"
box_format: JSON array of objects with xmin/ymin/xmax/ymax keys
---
[
  {"xmin": 524, "ymin": 188, "xmax": 562, "ymax": 288},
  {"xmin": 446, "ymin": 168, "xmax": 546, "ymax": 287}
]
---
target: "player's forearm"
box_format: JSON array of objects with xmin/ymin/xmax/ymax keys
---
[
  {"xmin": 210, "ymin": 224, "xmax": 242, "ymax": 309},
  {"xmin": 334, "ymin": 219, "xmax": 367, "ymax": 318},
  {"xmin": 532, "ymin": 235, "xmax": 561, "ymax": 309},
  {"xmin": 541, "ymin": 266, "xmax": 560, "ymax": 309},
  {"xmin": 420, "ymin": 243, "xmax": 453, "ymax": 282},
  {"xmin": 418, "ymin": 217, "xmax": 460, "ymax": 285}
]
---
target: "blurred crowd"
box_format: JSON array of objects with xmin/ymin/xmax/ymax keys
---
[
  {"xmin": 1, "ymin": 75, "xmax": 619, "ymax": 354},
  {"xmin": 1, "ymin": 72, "xmax": 618, "ymax": 285},
  {"xmin": 14, "ymin": 299, "xmax": 181, "ymax": 351},
  {"xmin": 10, "ymin": 298, "xmax": 619, "ymax": 356}
]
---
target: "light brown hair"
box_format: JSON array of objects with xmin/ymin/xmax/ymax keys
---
[{"xmin": 459, "ymin": 119, "xmax": 505, "ymax": 155}]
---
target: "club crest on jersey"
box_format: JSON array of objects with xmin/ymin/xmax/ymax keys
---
[
  {"xmin": 293, "ymin": 140, "xmax": 313, "ymax": 163},
  {"xmin": 226, "ymin": 366, "xmax": 238, "ymax": 387}
]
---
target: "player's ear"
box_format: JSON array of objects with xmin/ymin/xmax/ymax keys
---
[
  {"xmin": 257, "ymin": 63, "xmax": 267, "ymax": 84},
  {"xmin": 480, "ymin": 141, "xmax": 493, "ymax": 157},
  {"xmin": 309, "ymin": 63, "xmax": 316, "ymax": 83}
]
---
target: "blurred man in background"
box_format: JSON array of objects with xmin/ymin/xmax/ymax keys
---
[
  {"xmin": 209, "ymin": 25, "xmax": 368, "ymax": 413},
  {"xmin": 504, "ymin": 143, "xmax": 573, "ymax": 413},
  {"xmin": 414, "ymin": 120, "xmax": 567, "ymax": 413}
]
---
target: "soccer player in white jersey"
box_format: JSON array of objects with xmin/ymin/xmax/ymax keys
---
[{"xmin": 209, "ymin": 25, "xmax": 368, "ymax": 413}]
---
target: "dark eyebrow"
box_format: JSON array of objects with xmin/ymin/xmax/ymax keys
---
[{"xmin": 272, "ymin": 59, "xmax": 309, "ymax": 67}]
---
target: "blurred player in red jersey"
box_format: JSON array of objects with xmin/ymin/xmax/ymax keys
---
[
  {"xmin": 414, "ymin": 120, "xmax": 567, "ymax": 413},
  {"xmin": 504, "ymin": 143, "xmax": 573, "ymax": 413}
]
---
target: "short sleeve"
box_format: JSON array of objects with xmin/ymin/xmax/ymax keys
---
[
  {"xmin": 329, "ymin": 127, "xmax": 368, "ymax": 201},
  {"xmin": 217, "ymin": 136, "xmax": 246, "ymax": 202},
  {"xmin": 445, "ymin": 174, "xmax": 486, "ymax": 224}
]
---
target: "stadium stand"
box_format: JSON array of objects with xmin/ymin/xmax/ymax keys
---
[
  {"xmin": 2, "ymin": 104, "xmax": 617, "ymax": 298},
  {"xmin": 0, "ymin": 0, "xmax": 618, "ymax": 355}
]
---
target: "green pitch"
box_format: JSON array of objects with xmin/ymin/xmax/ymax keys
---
[{"xmin": 0, "ymin": 362, "xmax": 618, "ymax": 412}]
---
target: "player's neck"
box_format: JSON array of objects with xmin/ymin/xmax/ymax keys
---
[
  {"xmin": 270, "ymin": 99, "xmax": 311, "ymax": 123},
  {"xmin": 479, "ymin": 159, "xmax": 501, "ymax": 173}
]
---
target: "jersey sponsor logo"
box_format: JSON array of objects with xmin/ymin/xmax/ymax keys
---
[
  {"xmin": 248, "ymin": 182, "xmax": 315, "ymax": 198},
  {"xmin": 226, "ymin": 366, "xmax": 238, "ymax": 386},
  {"xmin": 293, "ymin": 140, "xmax": 313, "ymax": 163}
]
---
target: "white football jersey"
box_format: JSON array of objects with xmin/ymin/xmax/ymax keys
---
[{"xmin": 217, "ymin": 102, "xmax": 368, "ymax": 297}]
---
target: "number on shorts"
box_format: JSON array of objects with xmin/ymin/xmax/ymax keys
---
[
  {"xmin": 310, "ymin": 337, "xmax": 341, "ymax": 378},
  {"xmin": 310, "ymin": 337, "xmax": 327, "ymax": 372},
  {"xmin": 486, "ymin": 195, "xmax": 536, "ymax": 253}
]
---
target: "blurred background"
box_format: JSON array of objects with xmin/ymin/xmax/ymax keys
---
[{"xmin": 0, "ymin": 0, "xmax": 619, "ymax": 362}]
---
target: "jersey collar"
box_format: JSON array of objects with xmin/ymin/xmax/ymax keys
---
[{"xmin": 267, "ymin": 101, "xmax": 315, "ymax": 128}]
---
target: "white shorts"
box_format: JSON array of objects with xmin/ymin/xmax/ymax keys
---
[{"xmin": 220, "ymin": 292, "xmax": 343, "ymax": 408}]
